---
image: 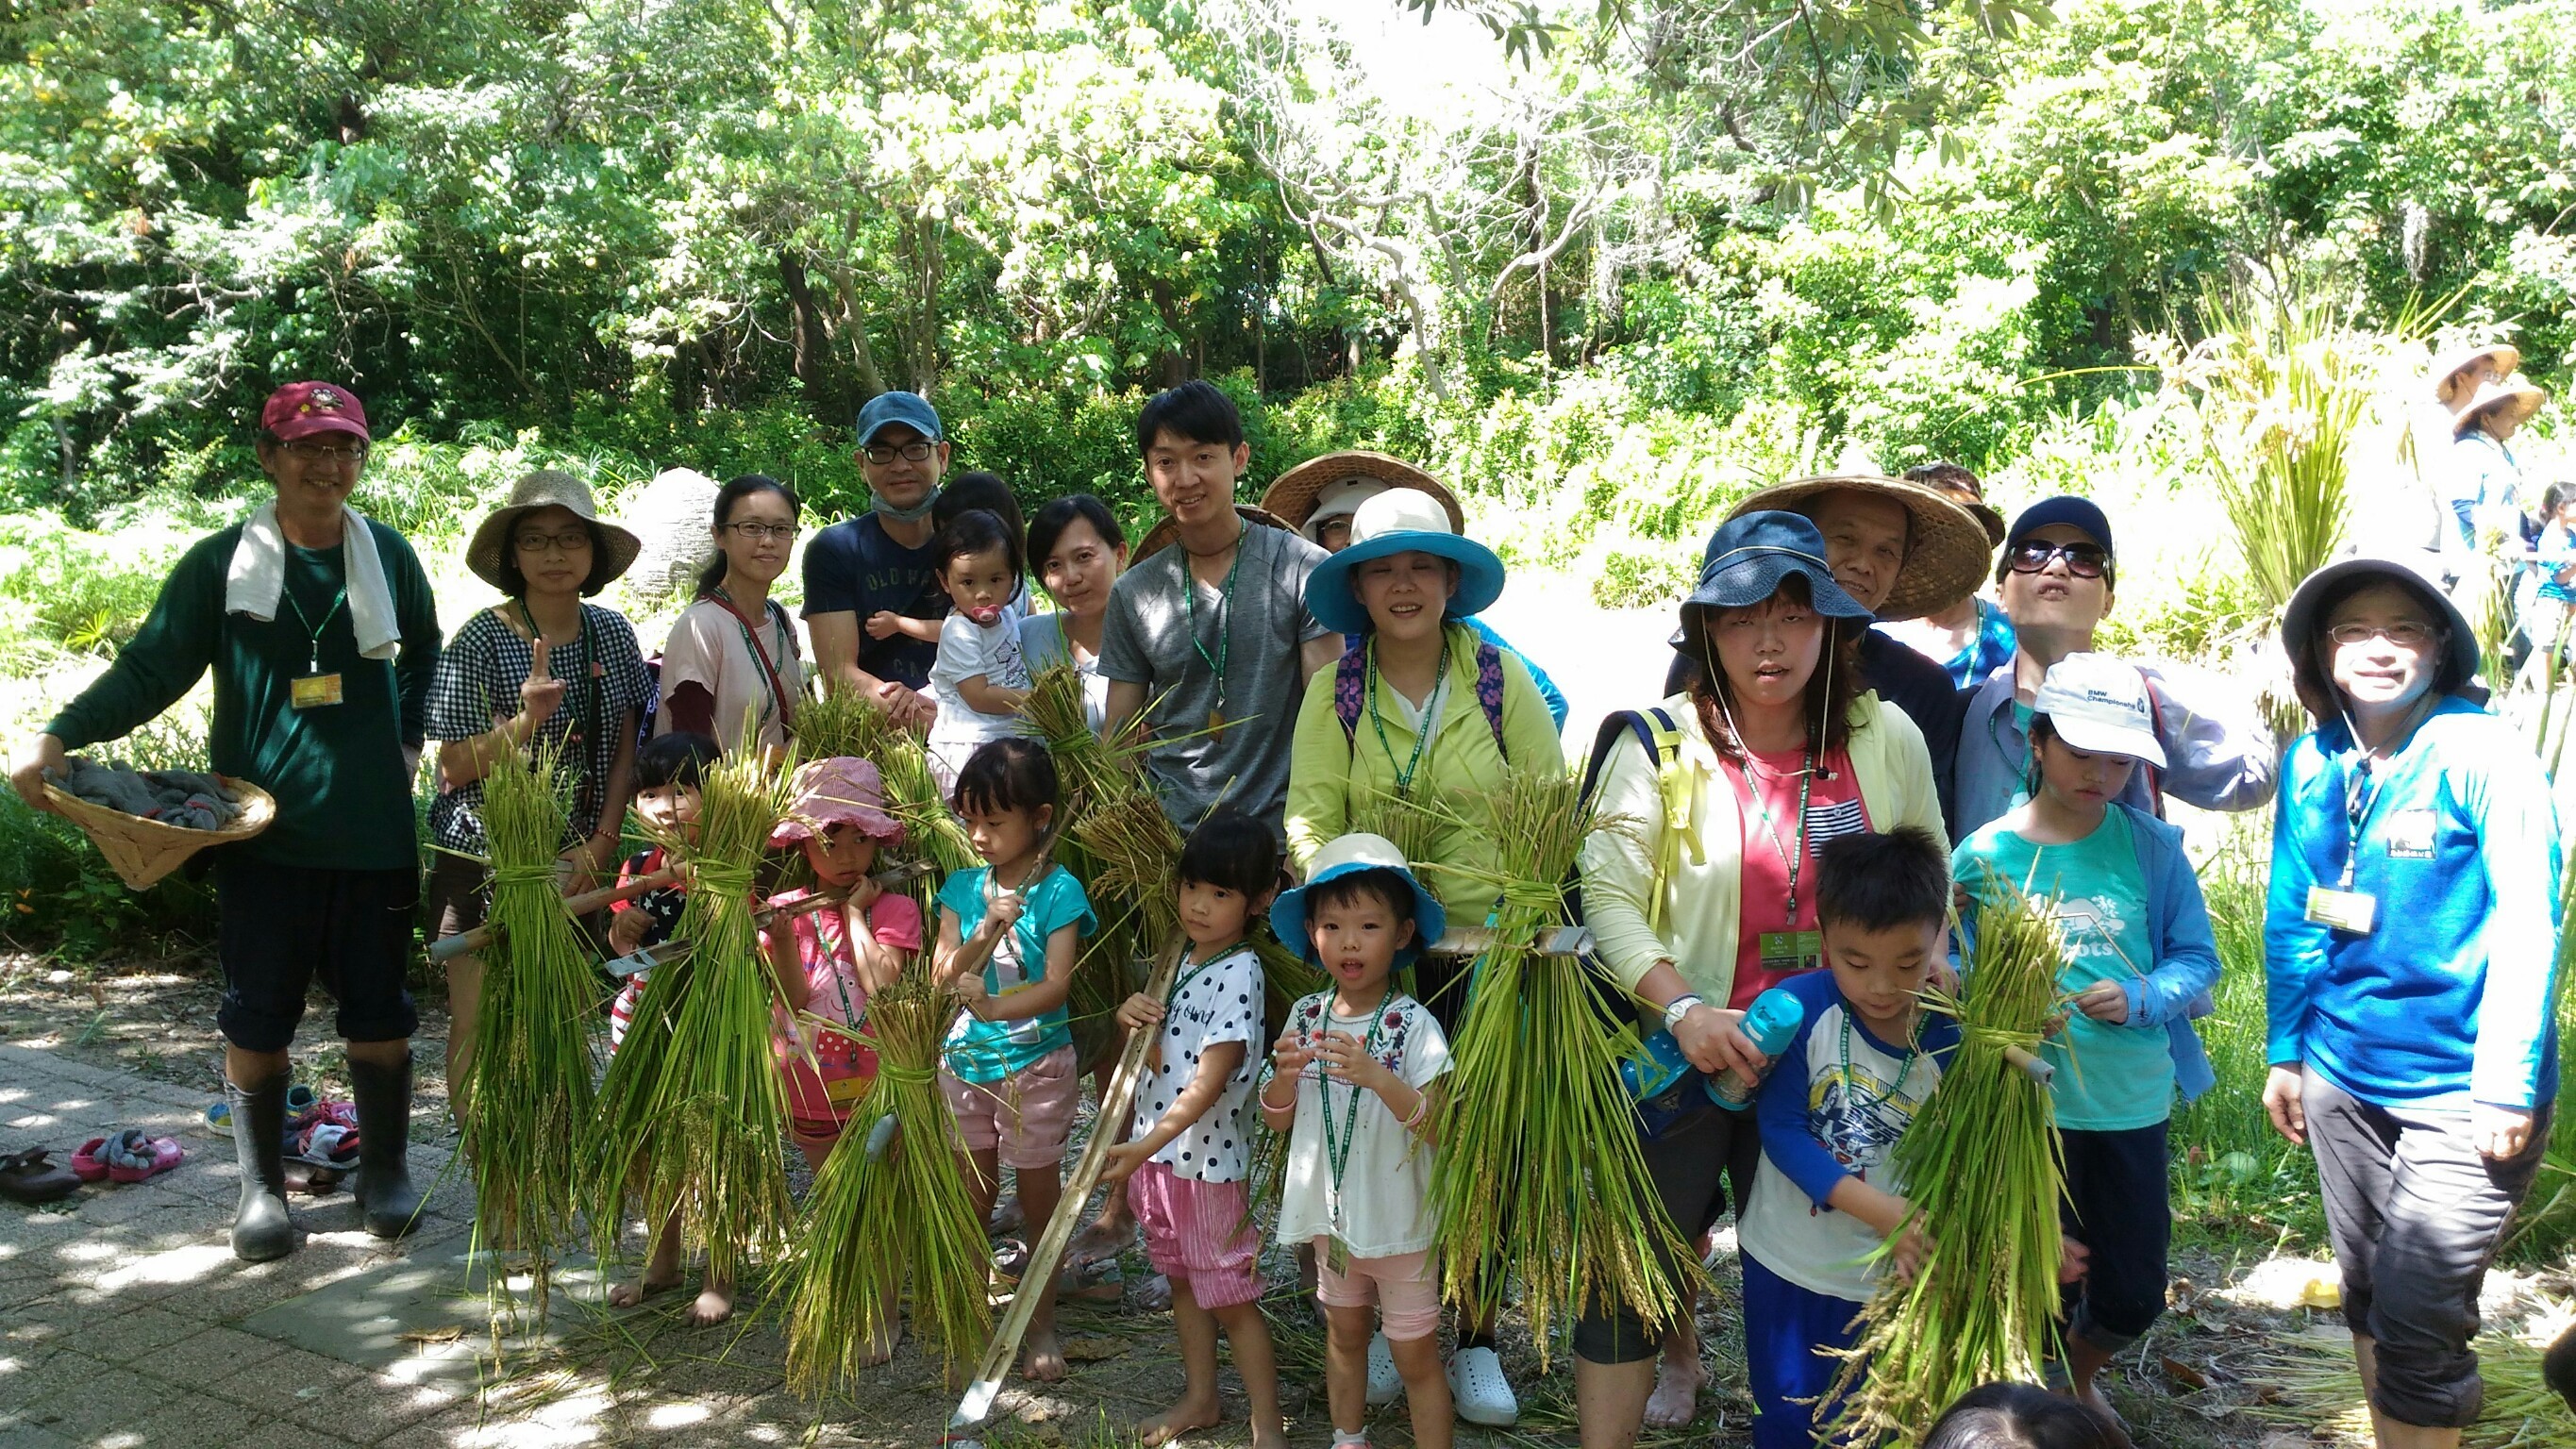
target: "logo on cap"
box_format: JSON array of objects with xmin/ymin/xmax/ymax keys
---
[{"xmin": 304, "ymin": 386, "xmax": 344, "ymax": 413}]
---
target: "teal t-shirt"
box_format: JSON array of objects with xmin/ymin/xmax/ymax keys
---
[
  {"xmin": 1953, "ymin": 808, "xmax": 2173, "ymax": 1131},
  {"xmin": 938, "ymin": 862, "xmax": 1096, "ymax": 1085}
]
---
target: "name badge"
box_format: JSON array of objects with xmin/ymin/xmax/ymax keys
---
[
  {"xmin": 289, "ymin": 673, "xmax": 343, "ymax": 709},
  {"xmin": 1759, "ymin": 929, "xmax": 1823, "ymax": 973},
  {"xmin": 1326, "ymin": 1234, "xmax": 1353, "ymax": 1278},
  {"xmin": 2304, "ymin": 886, "xmax": 2378, "ymax": 936},
  {"xmin": 2384, "ymin": 808, "xmax": 2438, "ymax": 860}
]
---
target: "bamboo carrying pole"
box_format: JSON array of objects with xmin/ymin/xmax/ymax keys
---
[{"xmin": 950, "ymin": 935, "xmax": 1186, "ymax": 1434}]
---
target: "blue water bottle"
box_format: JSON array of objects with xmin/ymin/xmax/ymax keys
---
[{"xmin": 1707, "ymin": 987, "xmax": 1805, "ymax": 1108}]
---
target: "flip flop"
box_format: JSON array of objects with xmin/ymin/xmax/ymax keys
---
[
  {"xmin": 101, "ymin": 1130, "xmax": 185, "ymax": 1184},
  {"xmin": 0, "ymin": 1147, "xmax": 80, "ymax": 1205},
  {"xmin": 69, "ymin": 1138, "xmax": 112, "ymax": 1183}
]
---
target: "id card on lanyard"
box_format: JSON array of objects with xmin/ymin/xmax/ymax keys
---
[{"xmin": 2304, "ymin": 753, "xmax": 2384, "ymax": 936}]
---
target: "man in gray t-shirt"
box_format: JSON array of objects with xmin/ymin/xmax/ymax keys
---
[{"xmin": 1100, "ymin": 517, "xmax": 1332, "ymax": 833}]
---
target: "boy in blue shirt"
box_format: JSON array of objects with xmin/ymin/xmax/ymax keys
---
[
  {"xmin": 1738, "ymin": 826, "xmax": 1962, "ymax": 1448},
  {"xmin": 1953, "ymin": 653, "xmax": 2222, "ymax": 1432}
]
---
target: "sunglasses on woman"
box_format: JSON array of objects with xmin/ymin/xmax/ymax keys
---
[{"xmin": 2005, "ymin": 541, "xmax": 2110, "ymax": 579}]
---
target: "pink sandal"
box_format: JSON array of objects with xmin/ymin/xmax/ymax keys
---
[
  {"xmin": 69, "ymin": 1138, "xmax": 111, "ymax": 1183},
  {"xmin": 100, "ymin": 1129, "xmax": 185, "ymax": 1184}
]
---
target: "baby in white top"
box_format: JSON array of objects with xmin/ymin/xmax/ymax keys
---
[{"xmin": 925, "ymin": 508, "xmax": 1032, "ymax": 787}]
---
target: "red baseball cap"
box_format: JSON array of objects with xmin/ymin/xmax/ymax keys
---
[{"xmin": 260, "ymin": 382, "xmax": 371, "ymax": 443}]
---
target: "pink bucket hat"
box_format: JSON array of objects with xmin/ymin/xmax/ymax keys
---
[{"xmin": 769, "ymin": 758, "xmax": 904, "ymax": 849}]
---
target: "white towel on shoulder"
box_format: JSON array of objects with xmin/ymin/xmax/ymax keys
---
[{"xmin": 225, "ymin": 501, "xmax": 404, "ymax": 661}]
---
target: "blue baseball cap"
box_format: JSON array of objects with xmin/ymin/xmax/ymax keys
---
[
  {"xmin": 855, "ymin": 391, "xmax": 945, "ymax": 445},
  {"xmin": 1271, "ymin": 834, "xmax": 1447, "ymax": 969},
  {"xmin": 2004, "ymin": 496, "xmax": 2113, "ymax": 557}
]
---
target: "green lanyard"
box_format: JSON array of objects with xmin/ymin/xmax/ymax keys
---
[
  {"xmin": 282, "ymin": 585, "xmax": 346, "ymax": 675},
  {"xmin": 1838, "ymin": 1008, "xmax": 1920, "ymax": 1116},
  {"xmin": 1180, "ymin": 539, "xmax": 1246, "ymax": 698},
  {"xmin": 1317, "ymin": 1004, "xmax": 1392, "ymax": 1217},
  {"xmin": 1365, "ymin": 633, "xmax": 1452, "ymax": 793},
  {"xmin": 1167, "ymin": 940, "xmax": 1245, "ymax": 1008},
  {"xmin": 1742, "ymin": 747, "xmax": 1818, "ymax": 918}
]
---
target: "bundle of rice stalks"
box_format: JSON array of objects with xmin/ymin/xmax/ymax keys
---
[
  {"xmin": 459, "ymin": 743, "xmax": 601, "ymax": 1307},
  {"xmin": 794, "ymin": 689, "xmax": 975, "ymax": 875},
  {"xmin": 2240, "ymin": 1323, "xmax": 2569, "ymax": 1446},
  {"xmin": 780, "ymin": 969, "xmax": 989, "ymax": 1394},
  {"xmin": 588, "ymin": 741, "xmax": 798, "ymax": 1288},
  {"xmin": 1427, "ymin": 766, "xmax": 1693, "ymax": 1364},
  {"xmin": 1824, "ymin": 880, "xmax": 2069, "ymax": 1445}
]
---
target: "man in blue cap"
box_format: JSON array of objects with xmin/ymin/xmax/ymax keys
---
[
  {"xmin": 804, "ymin": 391, "xmax": 951, "ymax": 727},
  {"xmin": 1952, "ymin": 496, "xmax": 2277, "ymax": 837}
]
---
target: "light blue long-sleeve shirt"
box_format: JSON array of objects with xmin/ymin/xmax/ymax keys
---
[
  {"xmin": 1953, "ymin": 658, "xmax": 2278, "ymax": 841},
  {"xmin": 2264, "ymin": 696, "xmax": 2563, "ymax": 1111}
]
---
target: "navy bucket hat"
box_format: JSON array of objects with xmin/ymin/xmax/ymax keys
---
[{"xmin": 1678, "ymin": 510, "xmax": 1874, "ymax": 636}]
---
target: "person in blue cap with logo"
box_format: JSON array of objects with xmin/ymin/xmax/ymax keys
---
[
  {"xmin": 1574, "ymin": 509, "xmax": 1945, "ymax": 1443},
  {"xmin": 805, "ymin": 391, "xmax": 952, "ymax": 729},
  {"xmin": 2265, "ymin": 551, "xmax": 2559, "ymax": 1449},
  {"xmin": 1953, "ymin": 496, "xmax": 2276, "ymax": 840},
  {"xmin": 1282, "ymin": 485, "xmax": 1559, "ymax": 1426}
]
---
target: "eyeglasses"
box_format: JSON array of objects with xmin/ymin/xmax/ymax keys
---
[
  {"xmin": 2005, "ymin": 541, "xmax": 2110, "ymax": 579},
  {"xmin": 861, "ymin": 441, "xmax": 935, "ymax": 465},
  {"xmin": 281, "ymin": 439, "xmax": 367, "ymax": 464},
  {"xmin": 2327, "ymin": 621, "xmax": 2439, "ymax": 649},
  {"xmin": 724, "ymin": 522, "xmax": 799, "ymax": 542},
  {"xmin": 514, "ymin": 528, "xmax": 594, "ymax": 555}
]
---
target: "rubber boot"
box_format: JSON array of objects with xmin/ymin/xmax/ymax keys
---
[
  {"xmin": 350, "ymin": 1051, "xmax": 426, "ymax": 1240},
  {"xmin": 226, "ymin": 1073, "xmax": 295, "ymax": 1262}
]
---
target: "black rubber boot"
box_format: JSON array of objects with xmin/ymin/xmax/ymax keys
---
[
  {"xmin": 226, "ymin": 1073, "xmax": 295, "ymax": 1262},
  {"xmin": 350, "ymin": 1051, "xmax": 426, "ymax": 1240}
]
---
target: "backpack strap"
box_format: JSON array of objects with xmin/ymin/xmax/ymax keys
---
[
  {"xmin": 1332, "ymin": 638, "xmax": 1368, "ymax": 741},
  {"xmin": 1581, "ymin": 707, "xmax": 1682, "ymax": 804},
  {"xmin": 2136, "ymin": 667, "xmax": 2169, "ymax": 820},
  {"xmin": 1473, "ymin": 640, "xmax": 1508, "ymax": 757}
]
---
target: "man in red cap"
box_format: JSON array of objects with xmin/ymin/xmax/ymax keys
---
[{"xmin": 10, "ymin": 381, "xmax": 443, "ymax": 1262}]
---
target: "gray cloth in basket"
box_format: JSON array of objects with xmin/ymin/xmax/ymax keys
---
[{"xmin": 56, "ymin": 757, "xmax": 242, "ymax": 830}]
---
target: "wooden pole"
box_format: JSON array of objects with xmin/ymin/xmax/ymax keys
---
[{"xmin": 427, "ymin": 867, "xmax": 678, "ymax": 964}]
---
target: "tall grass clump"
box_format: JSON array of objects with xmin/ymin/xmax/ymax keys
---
[
  {"xmin": 459, "ymin": 742, "xmax": 602, "ymax": 1309},
  {"xmin": 780, "ymin": 969, "xmax": 988, "ymax": 1391},
  {"xmin": 1427, "ymin": 767, "xmax": 1692, "ymax": 1363},
  {"xmin": 1825, "ymin": 881, "xmax": 2067, "ymax": 1444},
  {"xmin": 793, "ymin": 690, "xmax": 975, "ymax": 877},
  {"xmin": 588, "ymin": 739, "xmax": 797, "ymax": 1289}
]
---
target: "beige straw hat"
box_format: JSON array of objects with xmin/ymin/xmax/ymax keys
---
[
  {"xmin": 2451, "ymin": 376, "xmax": 2549, "ymax": 435},
  {"xmin": 464, "ymin": 470, "xmax": 643, "ymax": 594},
  {"xmin": 1135, "ymin": 503, "xmax": 1295, "ymax": 562},
  {"xmin": 1259, "ymin": 451, "xmax": 1464, "ymax": 536},
  {"xmin": 2427, "ymin": 343, "xmax": 2522, "ymax": 408},
  {"xmin": 1725, "ymin": 473, "xmax": 1994, "ymax": 622}
]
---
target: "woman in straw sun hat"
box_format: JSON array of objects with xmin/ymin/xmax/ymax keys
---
[
  {"xmin": 2442, "ymin": 374, "xmax": 2548, "ymax": 562},
  {"xmin": 1263, "ymin": 450, "xmax": 1566, "ymax": 730},
  {"xmin": 426, "ymin": 469, "xmax": 655, "ymax": 1107}
]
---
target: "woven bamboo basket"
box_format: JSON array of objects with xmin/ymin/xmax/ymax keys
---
[{"xmin": 43, "ymin": 775, "xmax": 277, "ymax": 890}]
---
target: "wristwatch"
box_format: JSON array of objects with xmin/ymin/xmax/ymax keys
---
[{"xmin": 1663, "ymin": 993, "xmax": 1705, "ymax": 1031}]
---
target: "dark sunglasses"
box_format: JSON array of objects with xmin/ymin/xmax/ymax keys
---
[{"xmin": 2005, "ymin": 541, "xmax": 2110, "ymax": 579}]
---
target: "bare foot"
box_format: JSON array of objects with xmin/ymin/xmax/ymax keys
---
[
  {"xmin": 857, "ymin": 1318, "xmax": 904, "ymax": 1368},
  {"xmin": 1247, "ymin": 1421, "xmax": 1289, "ymax": 1449},
  {"xmin": 1022, "ymin": 1323, "xmax": 1068, "ymax": 1382},
  {"xmin": 1068, "ymin": 1211, "xmax": 1134, "ymax": 1265},
  {"xmin": 607, "ymin": 1267, "xmax": 681, "ymax": 1308},
  {"xmin": 686, "ymin": 1277, "xmax": 736, "ymax": 1326},
  {"xmin": 1138, "ymin": 1398, "xmax": 1223, "ymax": 1447},
  {"xmin": 1643, "ymin": 1352, "xmax": 1705, "ymax": 1429},
  {"xmin": 2074, "ymin": 1384, "xmax": 2133, "ymax": 1447}
]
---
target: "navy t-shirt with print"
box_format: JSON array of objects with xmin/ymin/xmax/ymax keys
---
[{"xmin": 801, "ymin": 512, "xmax": 945, "ymax": 689}]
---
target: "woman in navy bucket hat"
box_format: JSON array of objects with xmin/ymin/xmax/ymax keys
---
[{"xmin": 1573, "ymin": 510, "xmax": 1946, "ymax": 1439}]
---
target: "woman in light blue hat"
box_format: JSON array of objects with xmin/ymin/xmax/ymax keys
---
[{"xmin": 1282, "ymin": 484, "xmax": 1558, "ymax": 1425}]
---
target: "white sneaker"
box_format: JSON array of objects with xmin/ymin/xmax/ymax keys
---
[
  {"xmin": 1447, "ymin": 1344, "xmax": 1518, "ymax": 1427},
  {"xmin": 1366, "ymin": 1331, "xmax": 1403, "ymax": 1406}
]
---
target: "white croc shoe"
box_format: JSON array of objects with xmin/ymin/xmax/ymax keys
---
[
  {"xmin": 1366, "ymin": 1331, "xmax": 1403, "ymax": 1406},
  {"xmin": 1447, "ymin": 1344, "xmax": 1519, "ymax": 1427}
]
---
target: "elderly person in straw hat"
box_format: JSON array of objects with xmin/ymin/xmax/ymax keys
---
[
  {"xmin": 1880, "ymin": 461, "xmax": 2017, "ymax": 690},
  {"xmin": 10, "ymin": 381, "xmax": 443, "ymax": 1261},
  {"xmin": 1283, "ymin": 486, "xmax": 1562, "ymax": 1426},
  {"xmin": 426, "ymin": 470, "xmax": 656, "ymax": 1107},
  {"xmin": 1263, "ymin": 450, "xmax": 1568, "ymax": 730},
  {"xmin": 1664, "ymin": 473, "xmax": 1989, "ymax": 841}
]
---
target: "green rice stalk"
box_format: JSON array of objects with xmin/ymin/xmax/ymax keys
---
[
  {"xmin": 459, "ymin": 741, "xmax": 601, "ymax": 1313},
  {"xmin": 1823, "ymin": 879, "xmax": 2069, "ymax": 1446},
  {"xmin": 780, "ymin": 969, "xmax": 990, "ymax": 1393},
  {"xmin": 794, "ymin": 689, "xmax": 976, "ymax": 878},
  {"xmin": 588, "ymin": 738, "xmax": 798, "ymax": 1288},
  {"xmin": 1426, "ymin": 766, "xmax": 1698, "ymax": 1366},
  {"xmin": 2241, "ymin": 1324, "xmax": 2567, "ymax": 1446}
]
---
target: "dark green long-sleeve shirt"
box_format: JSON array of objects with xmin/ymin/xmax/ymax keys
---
[{"xmin": 47, "ymin": 517, "xmax": 443, "ymax": 872}]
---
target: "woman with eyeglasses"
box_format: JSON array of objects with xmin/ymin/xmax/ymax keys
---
[
  {"xmin": 2263, "ymin": 554, "xmax": 2559, "ymax": 1448},
  {"xmin": 658, "ymin": 474, "xmax": 806, "ymax": 758},
  {"xmin": 425, "ymin": 470, "xmax": 655, "ymax": 1108},
  {"xmin": 1951, "ymin": 497, "xmax": 2277, "ymax": 839}
]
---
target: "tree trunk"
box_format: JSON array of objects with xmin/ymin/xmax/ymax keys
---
[
  {"xmin": 778, "ymin": 252, "xmax": 851, "ymax": 425},
  {"xmin": 820, "ymin": 259, "xmax": 889, "ymax": 401}
]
